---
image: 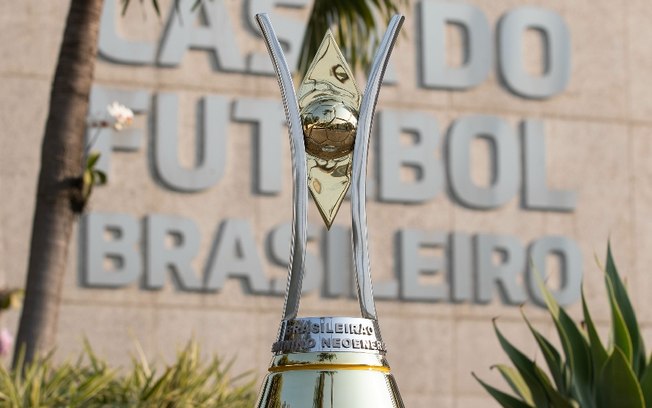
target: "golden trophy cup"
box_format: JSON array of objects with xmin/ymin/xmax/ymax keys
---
[{"xmin": 255, "ymin": 13, "xmax": 405, "ymax": 407}]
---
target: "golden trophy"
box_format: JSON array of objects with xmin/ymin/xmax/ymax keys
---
[{"xmin": 255, "ymin": 13, "xmax": 405, "ymax": 407}]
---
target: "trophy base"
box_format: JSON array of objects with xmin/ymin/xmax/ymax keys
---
[
  {"xmin": 256, "ymin": 352, "xmax": 404, "ymax": 408},
  {"xmin": 257, "ymin": 317, "xmax": 404, "ymax": 407}
]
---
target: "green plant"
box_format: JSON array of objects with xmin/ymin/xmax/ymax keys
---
[
  {"xmin": 121, "ymin": 0, "xmax": 409, "ymax": 77},
  {"xmin": 0, "ymin": 290, "xmax": 23, "ymax": 312},
  {"xmin": 298, "ymin": 0, "xmax": 409, "ymax": 76},
  {"xmin": 81, "ymin": 152, "xmax": 107, "ymax": 206},
  {"xmin": 474, "ymin": 245, "xmax": 652, "ymax": 408},
  {"xmin": 1, "ymin": 340, "xmax": 257, "ymax": 407}
]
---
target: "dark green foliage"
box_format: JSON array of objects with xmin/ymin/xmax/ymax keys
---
[
  {"xmin": 298, "ymin": 0, "xmax": 408, "ymax": 76},
  {"xmin": 81, "ymin": 152, "xmax": 107, "ymax": 205},
  {"xmin": 129, "ymin": 0, "xmax": 408, "ymax": 76},
  {"xmin": 0, "ymin": 290, "xmax": 22, "ymax": 312},
  {"xmin": 2, "ymin": 341, "xmax": 257, "ymax": 407},
  {"xmin": 475, "ymin": 244, "xmax": 651, "ymax": 408}
]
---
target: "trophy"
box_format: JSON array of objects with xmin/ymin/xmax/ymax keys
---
[{"xmin": 255, "ymin": 13, "xmax": 405, "ymax": 407}]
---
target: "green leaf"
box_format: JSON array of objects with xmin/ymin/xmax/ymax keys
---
[
  {"xmin": 473, "ymin": 373, "xmax": 534, "ymax": 408},
  {"xmin": 536, "ymin": 271, "xmax": 593, "ymax": 408},
  {"xmin": 493, "ymin": 320, "xmax": 549, "ymax": 408},
  {"xmin": 605, "ymin": 274, "xmax": 633, "ymax": 363},
  {"xmin": 82, "ymin": 169, "xmax": 94, "ymax": 200},
  {"xmin": 499, "ymin": 326, "xmax": 573, "ymax": 408},
  {"xmin": 494, "ymin": 360, "xmax": 576, "ymax": 408},
  {"xmin": 94, "ymin": 170, "xmax": 108, "ymax": 185},
  {"xmin": 596, "ymin": 348, "xmax": 645, "ymax": 408},
  {"xmin": 521, "ymin": 309, "xmax": 569, "ymax": 396},
  {"xmin": 86, "ymin": 152, "xmax": 101, "ymax": 169},
  {"xmin": 533, "ymin": 365, "xmax": 576, "ymax": 408},
  {"xmin": 640, "ymin": 358, "xmax": 652, "ymax": 408},
  {"xmin": 493, "ymin": 364, "xmax": 534, "ymax": 405},
  {"xmin": 4, "ymin": 340, "xmax": 256, "ymax": 406},
  {"xmin": 605, "ymin": 244, "xmax": 646, "ymax": 376},
  {"xmin": 581, "ymin": 287, "xmax": 608, "ymax": 373}
]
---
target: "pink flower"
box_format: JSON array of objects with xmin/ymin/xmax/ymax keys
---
[{"xmin": 0, "ymin": 328, "xmax": 13, "ymax": 356}]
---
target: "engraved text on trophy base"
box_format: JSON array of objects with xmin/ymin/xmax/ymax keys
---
[{"xmin": 272, "ymin": 317, "xmax": 387, "ymax": 355}]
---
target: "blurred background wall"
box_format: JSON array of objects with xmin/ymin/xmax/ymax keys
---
[{"xmin": 1, "ymin": 0, "xmax": 651, "ymax": 406}]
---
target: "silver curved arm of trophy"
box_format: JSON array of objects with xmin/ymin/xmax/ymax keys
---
[
  {"xmin": 256, "ymin": 13, "xmax": 404, "ymax": 322},
  {"xmin": 254, "ymin": 15, "xmax": 407, "ymax": 408},
  {"xmin": 352, "ymin": 15, "xmax": 404, "ymax": 320},
  {"xmin": 255, "ymin": 14, "xmax": 308, "ymax": 321}
]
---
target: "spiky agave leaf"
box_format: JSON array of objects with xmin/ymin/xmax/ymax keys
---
[
  {"xmin": 472, "ymin": 372, "xmax": 534, "ymax": 408},
  {"xmin": 581, "ymin": 287, "xmax": 608, "ymax": 376},
  {"xmin": 476, "ymin": 246, "xmax": 650, "ymax": 408},
  {"xmin": 521, "ymin": 308, "xmax": 571, "ymax": 397},
  {"xmin": 596, "ymin": 348, "xmax": 644, "ymax": 408},
  {"xmin": 605, "ymin": 273, "xmax": 634, "ymax": 362},
  {"xmin": 493, "ymin": 319, "xmax": 575, "ymax": 408},
  {"xmin": 640, "ymin": 359, "xmax": 652, "ymax": 406},
  {"xmin": 493, "ymin": 319, "xmax": 550, "ymax": 407},
  {"xmin": 605, "ymin": 244, "xmax": 647, "ymax": 377},
  {"xmin": 492, "ymin": 364, "xmax": 534, "ymax": 405},
  {"xmin": 535, "ymin": 271, "xmax": 593, "ymax": 408}
]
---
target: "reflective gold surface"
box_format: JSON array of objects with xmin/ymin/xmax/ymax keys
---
[
  {"xmin": 256, "ymin": 352, "xmax": 404, "ymax": 408},
  {"xmin": 302, "ymin": 99, "xmax": 357, "ymax": 160},
  {"xmin": 298, "ymin": 31, "xmax": 362, "ymax": 229},
  {"xmin": 306, "ymin": 153, "xmax": 353, "ymax": 230},
  {"xmin": 297, "ymin": 31, "xmax": 361, "ymax": 115}
]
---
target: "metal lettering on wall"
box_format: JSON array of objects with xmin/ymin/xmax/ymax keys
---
[{"xmin": 83, "ymin": 0, "xmax": 581, "ymax": 306}]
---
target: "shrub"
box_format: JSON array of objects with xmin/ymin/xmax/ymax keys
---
[
  {"xmin": 474, "ymin": 245, "xmax": 652, "ymax": 408},
  {"xmin": 0, "ymin": 341, "xmax": 257, "ymax": 407}
]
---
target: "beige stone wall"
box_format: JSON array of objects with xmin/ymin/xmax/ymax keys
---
[{"xmin": 1, "ymin": 0, "xmax": 652, "ymax": 407}]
